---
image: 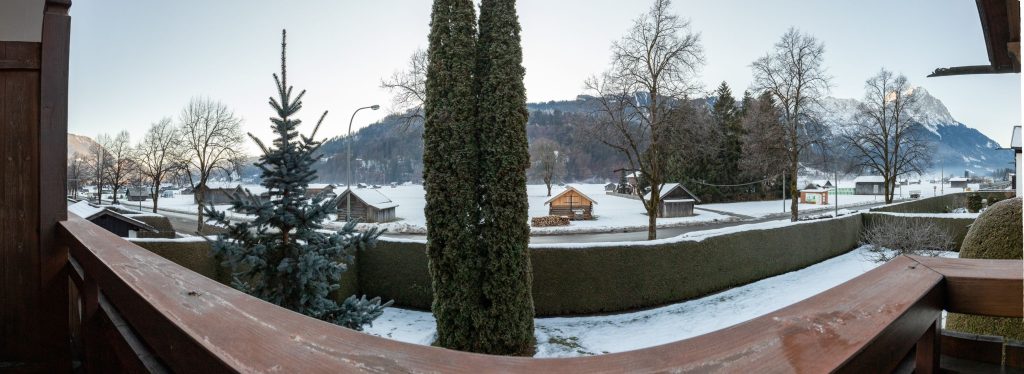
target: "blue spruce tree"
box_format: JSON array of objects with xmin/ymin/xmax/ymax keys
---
[{"xmin": 206, "ymin": 30, "xmax": 390, "ymax": 331}]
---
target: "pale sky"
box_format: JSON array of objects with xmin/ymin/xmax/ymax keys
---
[{"xmin": 68, "ymin": 0, "xmax": 1021, "ymax": 154}]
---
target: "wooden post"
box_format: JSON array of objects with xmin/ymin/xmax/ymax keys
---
[
  {"xmin": 915, "ymin": 318, "xmax": 941, "ymax": 374},
  {"xmin": 0, "ymin": 0, "xmax": 71, "ymax": 370}
]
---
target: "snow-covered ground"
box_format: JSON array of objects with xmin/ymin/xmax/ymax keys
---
[
  {"xmin": 363, "ymin": 246, "xmax": 957, "ymax": 357},
  {"xmin": 127, "ymin": 181, "xmax": 971, "ymax": 234}
]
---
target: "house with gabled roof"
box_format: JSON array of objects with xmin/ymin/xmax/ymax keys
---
[
  {"xmin": 67, "ymin": 201, "xmax": 156, "ymax": 238},
  {"xmin": 337, "ymin": 188, "xmax": 398, "ymax": 223},
  {"xmin": 544, "ymin": 186, "xmax": 597, "ymax": 220},
  {"xmin": 644, "ymin": 183, "xmax": 700, "ymax": 218}
]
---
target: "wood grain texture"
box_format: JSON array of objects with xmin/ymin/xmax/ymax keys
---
[
  {"xmin": 0, "ymin": 40, "xmax": 41, "ymax": 362},
  {"xmin": 911, "ymin": 255, "xmax": 1024, "ymax": 318},
  {"xmin": 63, "ymin": 217, "xmax": 984, "ymax": 373}
]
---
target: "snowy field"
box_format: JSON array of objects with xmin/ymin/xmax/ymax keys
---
[
  {"xmin": 124, "ymin": 181, "xmax": 975, "ymax": 234},
  {"xmin": 363, "ymin": 246, "xmax": 957, "ymax": 357}
]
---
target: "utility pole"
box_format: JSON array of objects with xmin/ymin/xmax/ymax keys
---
[
  {"xmin": 782, "ymin": 172, "xmax": 786, "ymax": 213},
  {"xmin": 834, "ymin": 169, "xmax": 838, "ymax": 217}
]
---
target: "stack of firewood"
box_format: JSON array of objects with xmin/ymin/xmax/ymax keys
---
[{"xmin": 530, "ymin": 215, "xmax": 570, "ymax": 227}]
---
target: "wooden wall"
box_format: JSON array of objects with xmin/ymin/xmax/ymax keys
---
[{"xmin": 0, "ymin": 0, "xmax": 71, "ymax": 370}]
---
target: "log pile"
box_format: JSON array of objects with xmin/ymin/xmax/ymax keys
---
[{"xmin": 531, "ymin": 215, "xmax": 570, "ymax": 227}]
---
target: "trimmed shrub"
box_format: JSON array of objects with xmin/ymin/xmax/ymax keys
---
[
  {"xmin": 946, "ymin": 197, "xmax": 1023, "ymax": 341},
  {"xmin": 966, "ymin": 193, "xmax": 983, "ymax": 213}
]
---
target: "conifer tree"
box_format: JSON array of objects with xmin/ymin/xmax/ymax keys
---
[
  {"xmin": 475, "ymin": 0, "xmax": 535, "ymax": 355},
  {"xmin": 423, "ymin": 0, "xmax": 485, "ymax": 350},
  {"xmin": 207, "ymin": 30, "xmax": 390, "ymax": 331},
  {"xmin": 712, "ymin": 82, "xmax": 743, "ymax": 185}
]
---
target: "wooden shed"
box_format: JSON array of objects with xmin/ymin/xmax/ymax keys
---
[
  {"xmin": 544, "ymin": 186, "xmax": 597, "ymax": 220},
  {"xmin": 67, "ymin": 201, "xmax": 155, "ymax": 238},
  {"xmin": 644, "ymin": 183, "xmax": 701, "ymax": 218},
  {"xmin": 193, "ymin": 184, "xmax": 245, "ymax": 205},
  {"xmin": 126, "ymin": 187, "xmax": 150, "ymax": 202},
  {"xmin": 853, "ymin": 176, "xmax": 886, "ymax": 195},
  {"xmin": 337, "ymin": 188, "xmax": 399, "ymax": 223},
  {"xmin": 949, "ymin": 177, "xmax": 969, "ymax": 189},
  {"xmin": 799, "ymin": 189, "xmax": 830, "ymax": 205}
]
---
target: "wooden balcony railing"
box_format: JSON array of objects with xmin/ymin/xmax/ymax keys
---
[{"xmin": 60, "ymin": 214, "xmax": 1023, "ymax": 373}]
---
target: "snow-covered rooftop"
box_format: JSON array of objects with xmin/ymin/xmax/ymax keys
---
[
  {"xmin": 343, "ymin": 188, "xmax": 399, "ymax": 210},
  {"xmin": 68, "ymin": 201, "xmax": 104, "ymax": 220},
  {"xmin": 853, "ymin": 176, "xmax": 884, "ymax": 183},
  {"xmin": 643, "ymin": 183, "xmax": 700, "ymax": 203},
  {"xmin": 948, "ymin": 177, "xmax": 968, "ymax": 182}
]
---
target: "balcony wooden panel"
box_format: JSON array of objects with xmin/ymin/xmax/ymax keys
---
[
  {"xmin": 912, "ymin": 255, "xmax": 1024, "ymax": 318},
  {"xmin": 61, "ymin": 213, "xmax": 1024, "ymax": 373}
]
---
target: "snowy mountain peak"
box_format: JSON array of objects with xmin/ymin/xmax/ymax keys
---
[{"xmin": 905, "ymin": 87, "xmax": 957, "ymax": 132}]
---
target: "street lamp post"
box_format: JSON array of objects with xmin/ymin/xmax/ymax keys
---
[{"xmin": 346, "ymin": 104, "xmax": 380, "ymax": 221}]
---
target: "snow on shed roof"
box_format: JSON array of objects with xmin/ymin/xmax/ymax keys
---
[
  {"xmin": 342, "ymin": 188, "xmax": 399, "ymax": 210},
  {"xmin": 68, "ymin": 200, "xmax": 105, "ymax": 220},
  {"xmin": 853, "ymin": 176, "xmax": 884, "ymax": 183},
  {"xmin": 544, "ymin": 186, "xmax": 598, "ymax": 205},
  {"xmin": 67, "ymin": 201, "xmax": 156, "ymax": 232},
  {"xmin": 643, "ymin": 183, "xmax": 701, "ymax": 203}
]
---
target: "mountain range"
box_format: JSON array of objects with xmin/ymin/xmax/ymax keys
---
[{"xmin": 818, "ymin": 87, "xmax": 1012, "ymax": 175}]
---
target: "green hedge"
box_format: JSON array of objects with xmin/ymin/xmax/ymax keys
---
[
  {"xmin": 131, "ymin": 211, "xmax": 986, "ymax": 317},
  {"xmin": 872, "ymin": 192, "xmax": 1014, "ymax": 214},
  {"xmin": 362, "ymin": 215, "xmax": 861, "ymax": 316},
  {"xmin": 861, "ymin": 213, "xmax": 976, "ymax": 250}
]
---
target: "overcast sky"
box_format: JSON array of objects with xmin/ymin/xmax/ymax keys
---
[{"xmin": 68, "ymin": 0, "xmax": 1021, "ymax": 153}]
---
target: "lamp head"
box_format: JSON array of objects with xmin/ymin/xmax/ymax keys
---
[{"xmin": 370, "ymin": 105, "xmax": 380, "ymax": 110}]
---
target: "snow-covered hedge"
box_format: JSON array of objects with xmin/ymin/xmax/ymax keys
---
[
  {"xmin": 871, "ymin": 191, "xmax": 1014, "ymax": 214},
  {"xmin": 362, "ymin": 215, "xmax": 862, "ymax": 316}
]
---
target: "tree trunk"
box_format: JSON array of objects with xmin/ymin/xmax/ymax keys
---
[
  {"xmin": 152, "ymin": 181, "xmax": 160, "ymax": 213},
  {"xmin": 112, "ymin": 186, "xmax": 119, "ymax": 204},
  {"xmin": 545, "ymin": 179, "xmax": 552, "ymax": 196},
  {"xmin": 789, "ymin": 160, "xmax": 799, "ymax": 222},
  {"xmin": 647, "ymin": 209, "xmax": 657, "ymax": 240},
  {"xmin": 196, "ymin": 189, "xmax": 205, "ymax": 233}
]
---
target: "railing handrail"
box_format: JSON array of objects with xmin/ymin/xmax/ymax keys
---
[{"xmin": 59, "ymin": 215, "xmax": 1023, "ymax": 373}]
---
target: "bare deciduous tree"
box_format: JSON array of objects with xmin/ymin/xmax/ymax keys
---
[
  {"xmin": 136, "ymin": 117, "xmax": 183, "ymax": 213},
  {"xmin": 843, "ymin": 69, "xmax": 931, "ymax": 204},
  {"xmin": 178, "ymin": 97, "xmax": 245, "ymax": 232},
  {"xmin": 102, "ymin": 130, "xmax": 135, "ymax": 205},
  {"xmin": 529, "ymin": 138, "xmax": 567, "ymax": 196},
  {"xmin": 381, "ymin": 48, "xmax": 427, "ymax": 127},
  {"xmin": 87, "ymin": 134, "xmax": 112, "ymax": 204},
  {"xmin": 751, "ymin": 27, "xmax": 831, "ymax": 221},
  {"xmin": 585, "ymin": 0, "xmax": 704, "ymax": 240},
  {"xmin": 67, "ymin": 152, "xmax": 89, "ymax": 200},
  {"xmin": 862, "ymin": 218, "xmax": 952, "ymax": 263}
]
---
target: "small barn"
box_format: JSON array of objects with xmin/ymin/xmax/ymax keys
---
[
  {"xmin": 126, "ymin": 187, "xmax": 150, "ymax": 201},
  {"xmin": 604, "ymin": 183, "xmax": 617, "ymax": 192},
  {"xmin": 337, "ymin": 188, "xmax": 398, "ymax": 223},
  {"xmin": 193, "ymin": 184, "xmax": 245, "ymax": 205},
  {"xmin": 68, "ymin": 201, "xmax": 156, "ymax": 238},
  {"xmin": 949, "ymin": 177, "xmax": 969, "ymax": 189},
  {"xmin": 644, "ymin": 183, "xmax": 700, "ymax": 218},
  {"xmin": 853, "ymin": 176, "xmax": 886, "ymax": 195},
  {"xmin": 307, "ymin": 183, "xmax": 337, "ymax": 199},
  {"xmin": 810, "ymin": 180, "xmax": 834, "ymax": 189},
  {"xmin": 545, "ymin": 186, "xmax": 597, "ymax": 220},
  {"xmin": 799, "ymin": 189, "xmax": 829, "ymax": 205}
]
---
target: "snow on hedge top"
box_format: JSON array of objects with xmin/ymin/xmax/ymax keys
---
[{"xmin": 948, "ymin": 177, "xmax": 968, "ymax": 182}]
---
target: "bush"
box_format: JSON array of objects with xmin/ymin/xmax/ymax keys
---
[
  {"xmin": 860, "ymin": 218, "xmax": 953, "ymax": 263},
  {"xmin": 946, "ymin": 197, "xmax": 1023, "ymax": 341},
  {"xmin": 966, "ymin": 193, "xmax": 983, "ymax": 212}
]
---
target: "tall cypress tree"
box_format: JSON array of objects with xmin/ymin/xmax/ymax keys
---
[
  {"xmin": 208, "ymin": 30, "xmax": 390, "ymax": 331},
  {"xmin": 423, "ymin": 0, "xmax": 484, "ymax": 351},
  {"xmin": 475, "ymin": 0, "xmax": 535, "ymax": 355}
]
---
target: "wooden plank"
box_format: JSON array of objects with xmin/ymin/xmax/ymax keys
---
[
  {"xmin": 37, "ymin": 1, "xmax": 72, "ymax": 369},
  {"xmin": 940, "ymin": 329, "xmax": 1004, "ymax": 366},
  {"xmin": 58, "ymin": 220, "xmax": 956, "ymax": 373},
  {"xmin": 915, "ymin": 318, "xmax": 941, "ymax": 374},
  {"xmin": 910, "ymin": 256, "xmax": 1023, "ymax": 317},
  {"xmin": 0, "ymin": 41, "xmax": 41, "ymax": 362}
]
